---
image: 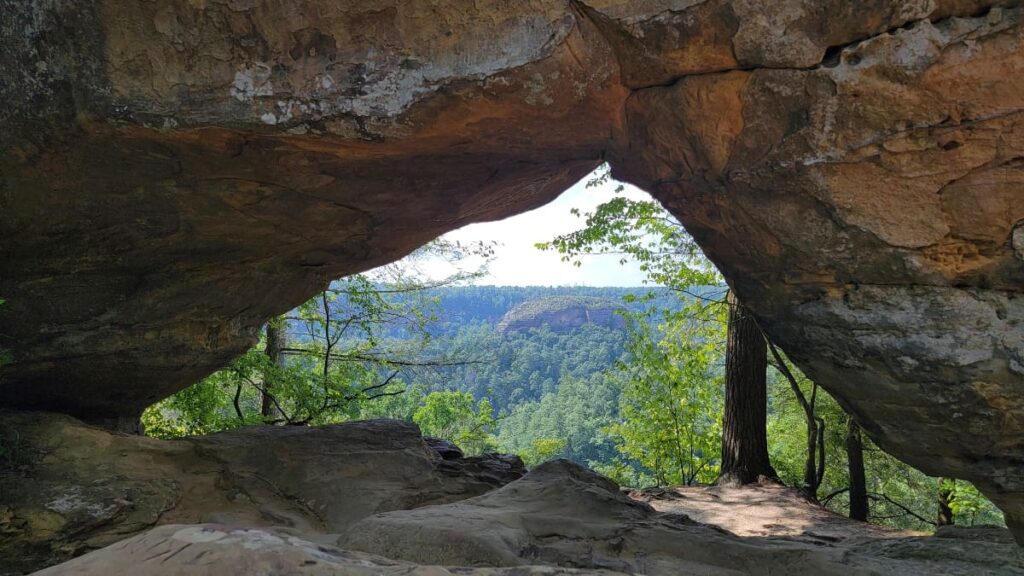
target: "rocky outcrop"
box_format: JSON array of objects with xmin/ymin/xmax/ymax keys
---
[
  {"xmin": 0, "ymin": 0, "xmax": 626, "ymax": 419},
  {"xmin": 1, "ymin": 0, "xmax": 1022, "ymax": 540},
  {"xmin": 33, "ymin": 524, "xmax": 619, "ymax": 576},
  {"xmin": 25, "ymin": 455, "xmax": 1024, "ymax": 576},
  {"xmin": 495, "ymin": 296, "xmax": 625, "ymax": 335},
  {"xmin": 0, "ymin": 412, "xmax": 523, "ymax": 574},
  {"xmin": 607, "ymin": 3, "xmax": 1024, "ymax": 537},
  {"xmin": 341, "ymin": 460, "xmax": 1024, "ymax": 575}
]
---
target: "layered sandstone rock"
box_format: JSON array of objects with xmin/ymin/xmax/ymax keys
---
[
  {"xmin": 609, "ymin": 3, "xmax": 1024, "ymax": 537},
  {"xmin": 342, "ymin": 460, "xmax": 1024, "ymax": 575},
  {"xmin": 1, "ymin": 0, "xmax": 1021, "ymax": 541},
  {"xmin": 20, "ymin": 446, "xmax": 1024, "ymax": 576},
  {"xmin": 0, "ymin": 412, "xmax": 523, "ymax": 574},
  {"xmin": 32, "ymin": 524, "xmax": 620, "ymax": 576}
]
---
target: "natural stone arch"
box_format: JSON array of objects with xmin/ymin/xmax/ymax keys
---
[{"xmin": 1, "ymin": 0, "xmax": 1022, "ymax": 540}]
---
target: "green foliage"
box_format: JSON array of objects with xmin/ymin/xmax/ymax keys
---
[
  {"xmin": 537, "ymin": 163, "xmax": 726, "ymax": 487},
  {"xmin": 144, "ymin": 239, "xmax": 491, "ymax": 437},
  {"xmin": 518, "ymin": 438, "xmax": 567, "ymax": 467},
  {"xmin": 413, "ymin": 391, "xmax": 498, "ymax": 455},
  {"xmin": 768, "ymin": 359, "xmax": 1005, "ymax": 530},
  {"xmin": 142, "ymin": 370, "xmax": 256, "ymax": 439},
  {"xmin": 604, "ymin": 311, "xmax": 724, "ymax": 487},
  {"xmin": 0, "ymin": 423, "xmax": 31, "ymax": 472},
  {"xmin": 497, "ymin": 374, "xmax": 619, "ymax": 467},
  {"xmin": 943, "ymin": 480, "xmax": 1004, "ymax": 526},
  {"xmin": 766, "ymin": 360, "xmax": 840, "ymax": 495},
  {"xmin": 420, "ymin": 321, "xmax": 629, "ymax": 411},
  {"xmin": 537, "ymin": 191, "xmax": 717, "ymax": 290}
]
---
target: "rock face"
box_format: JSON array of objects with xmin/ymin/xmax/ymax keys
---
[
  {"xmin": 607, "ymin": 4, "xmax": 1024, "ymax": 536},
  {"xmin": 1, "ymin": 0, "xmax": 1022, "ymax": 540},
  {"xmin": 495, "ymin": 296, "xmax": 625, "ymax": 335},
  {"xmin": 23, "ymin": 453, "xmax": 1024, "ymax": 576},
  {"xmin": 342, "ymin": 460, "xmax": 1024, "ymax": 575},
  {"xmin": 0, "ymin": 412, "xmax": 523, "ymax": 574},
  {"xmin": 0, "ymin": 0, "xmax": 626, "ymax": 419},
  {"xmin": 33, "ymin": 524, "xmax": 620, "ymax": 576}
]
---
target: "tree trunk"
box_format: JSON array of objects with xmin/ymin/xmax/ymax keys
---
[
  {"xmin": 938, "ymin": 478, "xmax": 955, "ymax": 526},
  {"xmin": 717, "ymin": 291, "xmax": 778, "ymax": 485},
  {"xmin": 802, "ymin": 393, "xmax": 820, "ymax": 497},
  {"xmin": 262, "ymin": 317, "xmax": 286, "ymax": 418},
  {"xmin": 846, "ymin": 416, "xmax": 869, "ymax": 521}
]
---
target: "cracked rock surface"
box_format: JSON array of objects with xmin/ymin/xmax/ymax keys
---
[
  {"xmin": 1, "ymin": 0, "xmax": 1022, "ymax": 541},
  {"xmin": 339, "ymin": 460, "xmax": 1024, "ymax": 575},
  {"xmin": 10, "ymin": 416, "xmax": 1023, "ymax": 575},
  {"xmin": 0, "ymin": 412, "xmax": 523, "ymax": 574},
  {"xmin": 33, "ymin": 524, "xmax": 625, "ymax": 576}
]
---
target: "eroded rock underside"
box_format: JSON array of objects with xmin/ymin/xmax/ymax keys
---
[{"xmin": 1, "ymin": 0, "xmax": 1022, "ymax": 542}]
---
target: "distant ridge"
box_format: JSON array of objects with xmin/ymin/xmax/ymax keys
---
[{"xmin": 495, "ymin": 295, "xmax": 625, "ymax": 335}]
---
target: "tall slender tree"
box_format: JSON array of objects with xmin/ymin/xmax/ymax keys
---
[
  {"xmin": 846, "ymin": 416, "xmax": 869, "ymax": 521},
  {"xmin": 542, "ymin": 165, "xmax": 783, "ymax": 486},
  {"xmin": 717, "ymin": 291, "xmax": 777, "ymax": 485},
  {"xmin": 262, "ymin": 315, "xmax": 287, "ymax": 419},
  {"xmin": 938, "ymin": 478, "xmax": 955, "ymax": 526}
]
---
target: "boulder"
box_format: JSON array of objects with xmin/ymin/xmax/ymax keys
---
[
  {"xmin": 0, "ymin": 412, "xmax": 522, "ymax": 574},
  {"xmin": 31, "ymin": 524, "xmax": 623, "ymax": 576},
  {"xmin": 424, "ymin": 437, "xmax": 464, "ymax": 460},
  {"xmin": 339, "ymin": 460, "xmax": 1024, "ymax": 576},
  {"xmin": 9, "ymin": 440, "xmax": 1024, "ymax": 576}
]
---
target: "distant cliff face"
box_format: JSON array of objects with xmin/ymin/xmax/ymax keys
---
[{"xmin": 495, "ymin": 296, "xmax": 625, "ymax": 335}]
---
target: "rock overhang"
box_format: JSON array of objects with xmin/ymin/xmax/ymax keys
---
[{"xmin": 1, "ymin": 0, "xmax": 1022, "ymax": 541}]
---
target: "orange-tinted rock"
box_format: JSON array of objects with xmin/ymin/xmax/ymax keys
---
[
  {"xmin": 1, "ymin": 0, "xmax": 1022, "ymax": 541},
  {"xmin": 612, "ymin": 6, "xmax": 1024, "ymax": 538}
]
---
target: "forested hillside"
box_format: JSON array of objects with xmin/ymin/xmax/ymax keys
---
[
  {"xmin": 143, "ymin": 279, "xmax": 1005, "ymax": 532},
  {"xmin": 424, "ymin": 285, "xmax": 677, "ymax": 332}
]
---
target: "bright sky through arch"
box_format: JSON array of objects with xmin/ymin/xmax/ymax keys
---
[{"xmin": 421, "ymin": 170, "xmax": 655, "ymax": 287}]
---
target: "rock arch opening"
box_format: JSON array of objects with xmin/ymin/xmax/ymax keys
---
[{"xmin": 1, "ymin": 0, "xmax": 1022, "ymax": 542}]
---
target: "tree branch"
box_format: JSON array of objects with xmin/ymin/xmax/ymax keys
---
[
  {"xmin": 233, "ymin": 383, "xmax": 245, "ymax": 422},
  {"xmin": 822, "ymin": 487, "xmax": 850, "ymax": 506},
  {"xmin": 343, "ymin": 370, "xmax": 401, "ymax": 401},
  {"xmin": 242, "ymin": 375, "xmax": 293, "ymax": 424},
  {"xmin": 868, "ymin": 492, "xmax": 937, "ymax": 527},
  {"xmin": 277, "ymin": 348, "xmax": 484, "ymax": 367}
]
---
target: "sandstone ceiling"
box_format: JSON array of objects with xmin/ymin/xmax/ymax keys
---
[{"xmin": 1, "ymin": 0, "xmax": 1022, "ymax": 541}]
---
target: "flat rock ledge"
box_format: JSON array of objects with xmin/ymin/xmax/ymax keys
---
[
  {"xmin": 32, "ymin": 524, "xmax": 621, "ymax": 576},
  {"xmin": 4, "ymin": 414, "xmax": 1022, "ymax": 576},
  {"xmin": 0, "ymin": 412, "xmax": 523, "ymax": 574}
]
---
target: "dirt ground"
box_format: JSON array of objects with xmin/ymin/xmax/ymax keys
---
[{"xmin": 630, "ymin": 483, "xmax": 927, "ymax": 544}]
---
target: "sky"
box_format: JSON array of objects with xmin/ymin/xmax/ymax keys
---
[{"xmin": 417, "ymin": 170, "xmax": 654, "ymax": 287}]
